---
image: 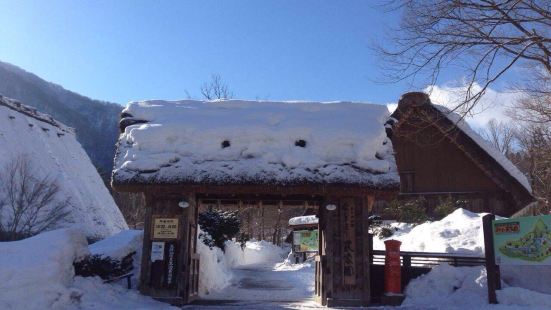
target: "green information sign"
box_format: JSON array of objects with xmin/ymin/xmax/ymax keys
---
[
  {"xmin": 493, "ymin": 215, "xmax": 551, "ymax": 265},
  {"xmin": 293, "ymin": 230, "xmax": 319, "ymax": 252}
]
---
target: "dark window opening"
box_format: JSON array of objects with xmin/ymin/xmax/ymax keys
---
[{"xmin": 295, "ymin": 139, "xmax": 307, "ymax": 148}]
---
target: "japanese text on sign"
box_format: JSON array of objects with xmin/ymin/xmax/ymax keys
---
[{"xmin": 153, "ymin": 218, "xmax": 179, "ymax": 239}]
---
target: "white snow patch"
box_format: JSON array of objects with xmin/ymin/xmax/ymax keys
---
[
  {"xmin": 0, "ymin": 229, "xmax": 89, "ymax": 309},
  {"xmin": 374, "ymin": 208, "xmax": 486, "ymax": 255},
  {"xmin": 113, "ymin": 100, "xmax": 398, "ymax": 186},
  {"xmin": 289, "ymin": 215, "xmax": 318, "ymax": 226},
  {"xmin": 0, "ymin": 96, "xmax": 127, "ymax": 239},
  {"xmin": 196, "ymin": 232, "xmax": 234, "ymax": 296},
  {"xmin": 89, "ymin": 229, "xmax": 143, "ymax": 261}
]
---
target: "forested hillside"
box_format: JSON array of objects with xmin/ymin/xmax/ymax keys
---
[{"xmin": 0, "ymin": 61, "xmax": 122, "ymax": 173}]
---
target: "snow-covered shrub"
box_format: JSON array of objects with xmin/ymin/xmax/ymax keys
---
[
  {"xmin": 198, "ymin": 208, "xmax": 241, "ymax": 251},
  {"xmin": 433, "ymin": 197, "xmax": 468, "ymax": 220},
  {"xmin": 74, "ymin": 253, "xmax": 134, "ymax": 280}
]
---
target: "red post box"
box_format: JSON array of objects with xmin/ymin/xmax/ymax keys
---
[{"xmin": 384, "ymin": 239, "xmax": 402, "ymax": 295}]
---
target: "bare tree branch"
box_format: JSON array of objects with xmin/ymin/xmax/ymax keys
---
[{"xmin": 200, "ymin": 74, "xmax": 233, "ymax": 100}]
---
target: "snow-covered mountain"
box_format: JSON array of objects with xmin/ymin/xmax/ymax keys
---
[
  {"xmin": 0, "ymin": 95, "xmax": 127, "ymax": 238},
  {"xmin": 0, "ymin": 60, "xmax": 122, "ymax": 174}
]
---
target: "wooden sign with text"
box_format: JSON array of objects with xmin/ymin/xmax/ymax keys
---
[{"xmin": 153, "ymin": 218, "xmax": 179, "ymax": 239}]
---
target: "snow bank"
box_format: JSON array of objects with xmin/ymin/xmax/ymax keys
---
[
  {"xmin": 288, "ymin": 215, "xmax": 318, "ymax": 226},
  {"xmin": 403, "ymin": 265, "xmax": 488, "ymax": 307},
  {"xmin": 0, "ymin": 96, "xmax": 127, "ymax": 239},
  {"xmin": 405, "ymin": 265, "xmax": 551, "ymax": 309},
  {"xmin": 196, "ymin": 228, "xmax": 233, "ymax": 296},
  {"xmin": 69, "ymin": 277, "xmax": 177, "ymax": 310},
  {"xmin": 0, "ymin": 229, "xmax": 89, "ymax": 309},
  {"xmin": 113, "ymin": 100, "xmax": 398, "ymax": 186},
  {"xmin": 374, "ymin": 208, "xmax": 486, "ymax": 255}
]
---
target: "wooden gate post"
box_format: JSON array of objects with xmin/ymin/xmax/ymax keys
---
[
  {"xmin": 318, "ymin": 196, "xmax": 372, "ymax": 307},
  {"xmin": 482, "ymin": 214, "xmax": 500, "ymax": 304},
  {"xmin": 139, "ymin": 194, "xmax": 198, "ymax": 306}
]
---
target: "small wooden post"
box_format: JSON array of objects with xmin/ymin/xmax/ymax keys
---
[{"xmin": 482, "ymin": 214, "xmax": 500, "ymax": 304}]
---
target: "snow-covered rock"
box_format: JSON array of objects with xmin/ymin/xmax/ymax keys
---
[
  {"xmin": 113, "ymin": 99, "xmax": 398, "ymax": 187},
  {"xmin": 0, "ymin": 95, "xmax": 127, "ymax": 239},
  {"xmin": 0, "ymin": 229, "xmax": 89, "ymax": 309}
]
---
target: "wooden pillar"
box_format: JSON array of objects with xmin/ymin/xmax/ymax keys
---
[
  {"xmin": 483, "ymin": 214, "xmax": 500, "ymax": 304},
  {"xmin": 318, "ymin": 196, "xmax": 372, "ymax": 307},
  {"xmin": 139, "ymin": 193, "xmax": 198, "ymax": 305}
]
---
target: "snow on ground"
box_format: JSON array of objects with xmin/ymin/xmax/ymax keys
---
[
  {"xmin": 4, "ymin": 209, "xmax": 551, "ymax": 309},
  {"xmin": 373, "ymin": 208, "xmax": 551, "ymax": 308},
  {"xmin": 0, "ymin": 95, "xmax": 127, "ymax": 239},
  {"xmin": 195, "ymin": 229, "xmax": 314, "ymax": 302},
  {"xmin": 113, "ymin": 100, "xmax": 398, "ymax": 187},
  {"xmin": 404, "ymin": 264, "xmax": 551, "ymax": 309},
  {"xmin": 203, "ymin": 240, "xmax": 314, "ymax": 302}
]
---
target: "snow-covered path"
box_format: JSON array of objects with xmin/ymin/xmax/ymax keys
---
[{"xmin": 203, "ymin": 261, "xmax": 315, "ymax": 302}]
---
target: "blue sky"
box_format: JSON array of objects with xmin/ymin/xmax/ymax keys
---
[{"xmin": 0, "ymin": 1, "xmax": 506, "ymax": 105}]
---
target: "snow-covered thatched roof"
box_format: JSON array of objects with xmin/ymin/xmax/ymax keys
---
[
  {"xmin": 0, "ymin": 95, "xmax": 127, "ymax": 238},
  {"xmin": 112, "ymin": 99, "xmax": 399, "ymax": 188}
]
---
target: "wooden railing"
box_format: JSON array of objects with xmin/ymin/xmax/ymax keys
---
[
  {"xmin": 369, "ymin": 249, "xmax": 485, "ymax": 302},
  {"xmin": 371, "ymin": 250, "xmax": 485, "ymax": 267},
  {"xmin": 188, "ymin": 254, "xmax": 200, "ymax": 301}
]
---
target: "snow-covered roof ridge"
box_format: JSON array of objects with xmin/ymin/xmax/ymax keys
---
[
  {"xmin": 113, "ymin": 99, "xmax": 399, "ymax": 187},
  {"xmin": 433, "ymin": 104, "xmax": 532, "ymax": 193},
  {"xmin": 0, "ymin": 94, "xmax": 72, "ymax": 133}
]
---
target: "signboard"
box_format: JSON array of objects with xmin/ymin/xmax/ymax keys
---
[
  {"xmin": 151, "ymin": 241, "xmax": 165, "ymax": 262},
  {"xmin": 153, "ymin": 218, "xmax": 179, "ymax": 239},
  {"xmin": 165, "ymin": 242, "xmax": 177, "ymax": 288},
  {"xmin": 342, "ymin": 200, "xmax": 356, "ymax": 285},
  {"xmin": 493, "ymin": 215, "xmax": 551, "ymax": 265},
  {"xmin": 293, "ymin": 230, "xmax": 319, "ymax": 252}
]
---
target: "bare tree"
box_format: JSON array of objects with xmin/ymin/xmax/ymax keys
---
[
  {"xmin": 0, "ymin": 157, "xmax": 71, "ymax": 241},
  {"xmin": 112, "ymin": 192, "xmax": 146, "ymax": 229},
  {"xmin": 379, "ymin": 0, "xmax": 551, "ymax": 115},
  {"xmin": 200, "ymin": 74, "xmax": 233, "ymax": 100},
  {"xmin": 510, "ymin": 69, "xmax": 551, "ymax": 124},
  {"xmin": 515, "ymin": 124, "xmax": 551, "ymax": 208},
  {"xmin": 479, "ymin": 118, "xmax": 517, "ymax": 156}
]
